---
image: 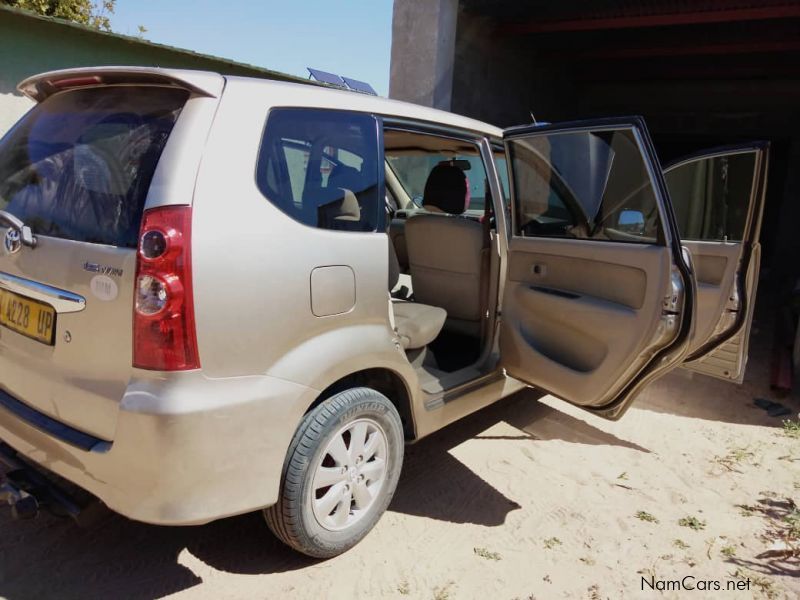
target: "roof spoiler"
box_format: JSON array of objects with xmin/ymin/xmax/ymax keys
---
[{"xmin": 18, "ymin": 66, "xmax": 224, "ymax": 102}]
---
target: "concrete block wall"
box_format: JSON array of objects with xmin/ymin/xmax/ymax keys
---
[
  {"xmin": 388, "ymin": 0, "xmax": 574, "ymax": 128},
  {"xmin": 389, "ymin": 0, "xmax": 458, "ymax": 110}
]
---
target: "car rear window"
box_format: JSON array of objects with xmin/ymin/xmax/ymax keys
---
[
  {"xmin": 256, "ymin": 108, "xmax": 381, "ymax": 232},
  {"xmin": 0, "ymin": 86, "xmax": 189, "ymax": 247}
]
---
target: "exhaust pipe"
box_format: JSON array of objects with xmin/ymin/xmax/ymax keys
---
[
  {"xmin": 0, "ymin": 443, "xmax": 83, "ymax": 521},
  {"xmin": 0, "ymin": 478, "xmax": 40, "ymax": 519}
]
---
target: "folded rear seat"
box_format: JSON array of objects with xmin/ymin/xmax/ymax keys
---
[
  {"xmin": 388, "ymin": 238, "xmax": 446, "ymax": 350},
  {"xmin": 392, "ymin": 300, "xmax": 446, "ymax": 350}
]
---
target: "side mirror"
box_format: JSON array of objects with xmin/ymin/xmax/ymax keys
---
[{"xmin": 617, "ymin": 209, "xmax": 645, "ymax": 235}]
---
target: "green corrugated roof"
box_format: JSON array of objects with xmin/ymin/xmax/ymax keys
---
[{"xmin": 0, "ymin": 3, "xmax": 317, "ymax": 86}]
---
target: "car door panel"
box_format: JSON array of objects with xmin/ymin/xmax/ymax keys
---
[
  {"xmin": 664, "ymin": 143, "xmax": 768, "ymax": 381},
  {"xmin": 499, "ymin": 118, "xmax": 694, "ymax": 420},
  {"xmin": 686, "ymin": 241, "xmax": 741, "ymax": 353},
  {"xmin": 507, "ymin": 243, "xmax": 654, "ymax": 309},
  {"xmin": 694, "ymin": 242, "xmax": 760, "ymax": 382},
  {"xmin": 504, "ymin": 238, "xmax": 673, "ymax": 402}
]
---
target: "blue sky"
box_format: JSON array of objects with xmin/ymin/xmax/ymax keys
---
[{"xmin": 113, "ymin": 0, "xmax": 394, "ymax": 95}]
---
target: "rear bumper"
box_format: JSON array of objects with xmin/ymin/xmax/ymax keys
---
[{"xmin": 0, "ymin": 371, "xmax": 315, "ymax": 525}]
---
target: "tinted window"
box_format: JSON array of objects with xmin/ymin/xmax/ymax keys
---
[
  {"xmin": 257, "ymin": 109, "xmax": 381, "ymax": 232},
  {"xmin": 0, "ymin": 86, "xmax": 188, "ymax": 247},
  {"xmin": 665, "ymin": 151, "xmax": 756, "ymax": 242},
  {"xmin": 508, "ymin": 129, "xmax": 662, "ymax": 243}
]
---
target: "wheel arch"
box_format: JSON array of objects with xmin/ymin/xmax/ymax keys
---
[{"xmin": 306, "ymin": 368, "xmax": 416, "ymax": 440}]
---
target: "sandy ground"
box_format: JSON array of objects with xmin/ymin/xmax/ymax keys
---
[{"xmin": 0, "ymin": 328, "xmax": 798, "ymax": 599}]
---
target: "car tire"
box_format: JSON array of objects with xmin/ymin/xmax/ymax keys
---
[{"xmin": 264, "ymin": 387, "xmax": 405, "ymax": 558}]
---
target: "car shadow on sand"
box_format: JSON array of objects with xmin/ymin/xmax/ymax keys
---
[
  {"xmin": 0, "ymin": 387, "xmax": 650, "ymax": 597},
  {"xmin": 390, "ymin": 387, "xmax": 649, "ymax": 524},
  {"xmin": 0, "ymin": 507, "xmax": 316, "ymax": 599}
]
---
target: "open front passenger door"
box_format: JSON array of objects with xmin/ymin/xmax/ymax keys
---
[
  {"xmin": 664, "ymin": 143, "xmax": 769, "ymax": 382},
  {"xmin": 498, "ymin": 118, "xmax": 695, "ymax": 420}
]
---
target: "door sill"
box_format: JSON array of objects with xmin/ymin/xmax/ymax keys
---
[{"xmin": 423, "ymin": 369, "xmax": 505, "ymax": 411}]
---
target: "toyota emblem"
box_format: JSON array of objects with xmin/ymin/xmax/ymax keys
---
[{"xmin": 3, "ymin": 228, "xmax": 21, "ymax": 255}]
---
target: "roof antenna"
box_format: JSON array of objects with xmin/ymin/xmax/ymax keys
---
[{"xmin": 530, "ymin": 111, "xmax": 538, "ymax": 124}]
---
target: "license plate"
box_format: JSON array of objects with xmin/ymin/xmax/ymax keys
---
[{"xmin": 0, "ymin": 288, "xmax": 56, "ymax": 345}]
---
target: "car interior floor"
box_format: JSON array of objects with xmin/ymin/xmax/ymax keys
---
[{"xmin": 428, "ymin": 330, "xmax": 483, "ymax": 373}]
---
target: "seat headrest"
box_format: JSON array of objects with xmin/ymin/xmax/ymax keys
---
[
  {"xmin": 316, "ymin": 188, "xmax": 363, "ymax": 232},
  {"xmin": 317, "ymin": 188, "xmax": 360, "ymax": 223},
  {"xmin": 422, "ymin": 164, "xmax": 468, "ymax": 215},
  {"xmin": 329, "ymin": 164, "xmax": 362, "ymax": 191},
  {"xmin": 333, "ymin": 188, "xmax": 361, "ymax": 221}
]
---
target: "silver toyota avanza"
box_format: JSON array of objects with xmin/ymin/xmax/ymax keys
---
[{"xmin": 0, "ymin": 67, "xmax": 767, "ymax": 557}]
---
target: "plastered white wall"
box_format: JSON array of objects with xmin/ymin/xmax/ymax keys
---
[{"xmin": 0, "ymin": 85, "xmax": 33, "ymax": 137}]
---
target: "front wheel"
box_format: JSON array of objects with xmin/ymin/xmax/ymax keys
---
[{"xmin": 264, "ymin": 387, "xmax": 404, "ymax": 558}]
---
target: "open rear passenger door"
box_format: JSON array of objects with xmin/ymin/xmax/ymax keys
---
[
  {"xmin": 664, "ymin": 143, "xmax": 769, "ymax": 382},
  {"xmin": 497, "ymin": 118, "xmax": 695, "ymax": 420}
]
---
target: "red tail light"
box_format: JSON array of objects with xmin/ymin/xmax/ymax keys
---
[{"xmin": 133, "ymin": 206, "xmax": 200, "ymax": 370}]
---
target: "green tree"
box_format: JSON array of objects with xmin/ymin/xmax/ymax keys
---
[{"xmin": 2, "ymin": 0, "xmax": 116, "ymax": 31}]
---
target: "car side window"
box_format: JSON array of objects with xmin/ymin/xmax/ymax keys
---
[
  {"xmin": 257, "ymin": 108, "xmax": 381, "ymax": 232},
  {"xmin": 507, "ymin": 129, "xmax": 662, "ymax": 243},
  {"xmin": 665, "ymin": 152, "xmax": 756, "ymax": 242}
]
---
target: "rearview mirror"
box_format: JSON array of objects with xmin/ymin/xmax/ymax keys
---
[
  {"xmin": 617, "ymin": 209, "xmax": 645, "ymax": 235},
  {"xmin": 437, "ymin": 159, "xmax": 472, "ymax": 171}
]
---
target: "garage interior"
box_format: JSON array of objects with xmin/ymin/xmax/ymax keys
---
[{"xmin": 392, "ymin": 0, "xmax": 800, "ymax": 395}]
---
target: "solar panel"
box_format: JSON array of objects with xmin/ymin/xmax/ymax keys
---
[
  {"xmin": 342, "ymin": 77, "xmax": 378, "ymax": 96},
  {"xmin": 307, "ymin": 68, "xmax": 345, "ymax": 87}
]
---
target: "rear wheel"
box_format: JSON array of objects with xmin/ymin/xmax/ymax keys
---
[{"xmin": 264, "ymin": 387, "xmax": 404, "ymax": 558}]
